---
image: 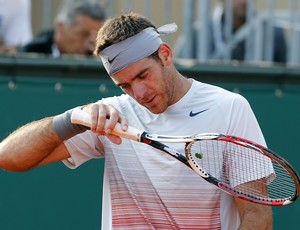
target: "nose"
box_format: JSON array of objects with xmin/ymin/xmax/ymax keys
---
[{"xmin": 132, "ymin": 82, "xmax": 147, "ymax": 101}]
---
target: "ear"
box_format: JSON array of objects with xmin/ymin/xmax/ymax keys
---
[{"xmin": 158, "ymin": 43, "xmax": 173, "ymax": 66}]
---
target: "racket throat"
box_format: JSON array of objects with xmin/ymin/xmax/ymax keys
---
[{"xmin": 140, "ymin": 133, "xmax": 189, "ymax": 165}]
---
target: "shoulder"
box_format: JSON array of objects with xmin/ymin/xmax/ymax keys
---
[
  {"xmin": 192, "ymin": 80, "xmax": 250, "ymax": 111},
  {"xmin": 193, "ymin": 80, "xmax": 243, "ymax": 100}
]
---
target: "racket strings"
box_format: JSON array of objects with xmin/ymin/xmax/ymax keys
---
[
  {"xmin": 188, "ymin": 140, "xmax": 296, "ymax": 200},
  {"xmin": 223, "ymin": 142, "xmax": 271, "ymax": 198}
]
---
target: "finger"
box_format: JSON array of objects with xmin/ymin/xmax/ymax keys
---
[
  {"xmin": 84, "ymin": 103, "xmax": 106, "ymax": 135},
  {"xmin": 118, "ymin": 114, "xmax": 128, "ymax": 131},
  {"xmin": 106, "ymin": 134, "xmax": 122, "ymax": 145},
  {"xmin": 93, "ymin": 104, "xmax": 110, "ymax": 135},
  {"xmin": 84, "ymin": 103, "xmax": 127, "ymax": 137},
  {"xmin": 104, "ymin": 106, "xmax": 123, "ymax": 134}
]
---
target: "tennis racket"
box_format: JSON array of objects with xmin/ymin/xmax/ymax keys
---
[{"xmin": 71, "ymin": 108, "xmax": 300, "ymax": 206}]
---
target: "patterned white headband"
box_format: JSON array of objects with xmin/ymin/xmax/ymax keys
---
[{"xmin": 100, "ymin": 23, "xmax": 178, "ymax": 76}]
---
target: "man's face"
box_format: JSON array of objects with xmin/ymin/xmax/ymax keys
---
[
  {"xmin": 111, "ymin": 56, "xmax": 174, "ymax": 114},
  {"xmin": 56, "ymin": 14, "xmax": 103, "ymax": 55}
]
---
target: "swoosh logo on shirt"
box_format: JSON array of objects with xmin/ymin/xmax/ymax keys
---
[
  {"xmin": 189, "ymin": 109, "xmax": 208, "ymax": 117},
  {"xmin": 108, "ymin": 55, "xmax": 117, "ymax": 64}
]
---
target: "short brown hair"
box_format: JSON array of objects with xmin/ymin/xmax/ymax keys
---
[{"xmin": 94, "ymin": 12, "xmax": 157, "ymax": 56}]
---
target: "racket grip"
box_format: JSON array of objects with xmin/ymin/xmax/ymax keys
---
[{"xmin": 71, "ymin": 108, "xmax": 142, "ymax": 142}]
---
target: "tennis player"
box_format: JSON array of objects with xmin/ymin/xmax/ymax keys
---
[{"xmin": 0, "ymin": 12, "xmax": 272, "ymax": 229}]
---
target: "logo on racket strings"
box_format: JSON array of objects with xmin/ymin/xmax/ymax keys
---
[{"xmin": 195, "ymin": 152, "xmax": 203, "ymax": 159}]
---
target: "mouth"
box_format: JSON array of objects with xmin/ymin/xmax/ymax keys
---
[{"xmin": 142, "ymin": 95, "xmax": 157, "ymax": 108}]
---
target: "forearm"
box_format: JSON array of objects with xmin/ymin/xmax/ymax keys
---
[
  {"xmin": 236, "ymin": 198, "xmax": 272, "ymax": 230},
  {"xmin": 0, "ymin": 104, "xmax": 124, "ymax": 171},
  {"xmin": 238, "ymin": 210, "xmax": 272, "ymax": 229},
  {"xmin": 0, "ymin": 108, "xmax": 89, "ymax": 171},
  {"xmin": 0, "ymin": 117, "xmax": 62, "ymax": 171}
]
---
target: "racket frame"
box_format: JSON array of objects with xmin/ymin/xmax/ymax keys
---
[{"xmin": 71, "ymin": 108, "xmax": 300, "ymax": 206}]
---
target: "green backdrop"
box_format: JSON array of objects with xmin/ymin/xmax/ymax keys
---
[{"xmin": 0, "ymin": 55, "xmax": 299, "ymax": 229}]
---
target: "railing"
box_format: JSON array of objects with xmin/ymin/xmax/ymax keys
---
[
  {"xmin": 37, "ymin": 0, "xmax": 300, "ymax": 66},
  {"xmin": 174, "ymin": 0, "xmax": 300, "ymax": 66}
]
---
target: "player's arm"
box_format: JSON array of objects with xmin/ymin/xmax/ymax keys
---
[
  {"xmin": 0, "ymin": 117, "xmax": 71, "ymax": 171},
  {"xmin": 235, "ymin": 194, "xmax": 272, "ymax": 230},
  {"xmin": 0, "ymin": 103, "xmax": 127, "ymax": 172}
]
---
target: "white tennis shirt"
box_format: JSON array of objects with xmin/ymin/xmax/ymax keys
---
[{"xmin": 64, "ymin": 79, "xmax": 267, "ymax": 230}]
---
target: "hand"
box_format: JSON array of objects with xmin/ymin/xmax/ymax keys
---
[{"xmin": 83, "ymin": 103, "xmax": 128, "ymax": 144}]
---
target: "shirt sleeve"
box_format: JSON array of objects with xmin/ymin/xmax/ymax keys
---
[
  {"xmin": 63, "ymin": 130, "xmax": 105, "ymax": 169},
  {"xmin": 227, "ymin": 94, "xmax": 266, "ymax": 147},
  {"xmin": 225, "ymin": 94, "xmax": 275, "ymax": 187}
]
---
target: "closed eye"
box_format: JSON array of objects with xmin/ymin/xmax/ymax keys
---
[
  {"xmin": 118, "ymin": 83, "xmax": 130, "ymax": 90},
  {"xmin": 137, "ymin": 72, "xmax": 148, "ymax": 79},
  {"xmin": 115, "ymin": 68, "xmax": 149, "ymax": 90}
]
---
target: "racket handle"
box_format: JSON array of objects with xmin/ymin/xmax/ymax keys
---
[{"xmin": 71, "ymin": 108, "xmax": 142, "ymax": 142}]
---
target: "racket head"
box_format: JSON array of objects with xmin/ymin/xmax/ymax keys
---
[{"xmin": 185, "ymin": 134, "xmax": 300, "ymax": 206}]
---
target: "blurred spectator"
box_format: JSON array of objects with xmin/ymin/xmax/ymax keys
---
[
  {"xmin": 0, "ymin": 0, "xmax": 33, "ymax": 54},
  {"xmin": 20, "ymin": 0, "xmax": 105, "ymax": 57},
  {"xmin": 175, "ymin": 0, "xmax": 287, "ymax": 63}
]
